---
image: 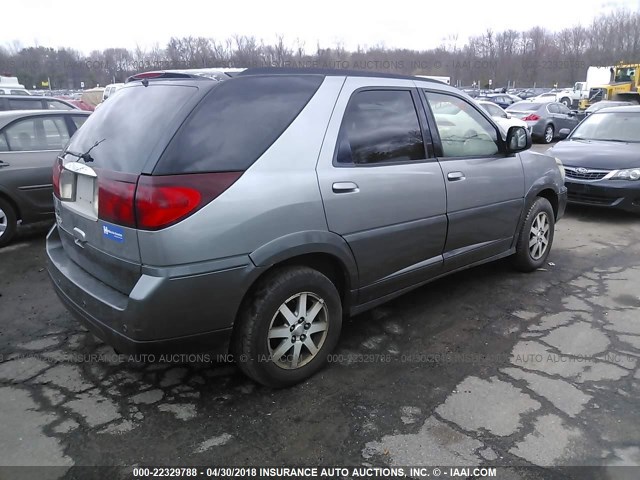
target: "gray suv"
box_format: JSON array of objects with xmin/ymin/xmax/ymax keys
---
[{"xmin": 46, "ymin": 68, "xmax": 567, "ymax": 387}]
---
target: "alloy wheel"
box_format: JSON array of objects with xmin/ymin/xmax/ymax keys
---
[
  {"xmin": 267, "ymin": 292, "xmax": 329, "ymax": 370},
  {"xmin": 0, "ymin": 207, "xmax": 7, "ymax": 238},
  {"xmin": 529, "ymin": 212, "xmax": 550, "ymax": 260}
]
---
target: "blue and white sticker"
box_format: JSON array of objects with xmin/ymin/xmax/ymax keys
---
[{"xmin": 102, "ymin": 223, "xmax": 124, "ymax": 243}]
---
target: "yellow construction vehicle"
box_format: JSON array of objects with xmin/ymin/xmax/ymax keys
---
[{"xmin": 578, "ymin": 63, "xmax": 640, "ymax": 110}]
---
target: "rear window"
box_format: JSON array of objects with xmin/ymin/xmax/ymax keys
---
[
  {"xmin": 508, "ymin": 102, "xmax": 541, "ymax": 111},
  {"xmin": 64, "ymin": 84, "xmax": 199, "ymax": 173},
  {"xmin": 154, "ymin": 75, "xmax": 324, "ymax": 174}
]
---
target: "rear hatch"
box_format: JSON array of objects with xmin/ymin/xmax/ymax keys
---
[{"xmin": 54, "ymin": 82, "xmax": 205, "ymax": 294}]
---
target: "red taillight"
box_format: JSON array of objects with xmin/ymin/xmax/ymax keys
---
[
  {"xmin": 522, "ymin": 114, "xmax": 540, "ymax": 121},
  {"xmin": 52, "ymin": 158, "xmax": 63, "ymax": 198},
  {"xmin": 97, "ymin": 171, "xmax": 137, "ymax": 228},
  {"xmin": 135, "ymin": 172, "xmax": 242, "ymax": 230}
]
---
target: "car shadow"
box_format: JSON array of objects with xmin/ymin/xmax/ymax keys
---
[{"xmin": 564, "ymin": 204, "xmax": 638, "ymax": 224}]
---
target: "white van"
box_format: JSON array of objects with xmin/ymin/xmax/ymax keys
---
[
  {"xmin": 0, "ymin": 76, "xmax": 30, "ymax": 95},
  {"xmin": 102, "ymin": 83, "xmax": 124, "ymax": 101}
]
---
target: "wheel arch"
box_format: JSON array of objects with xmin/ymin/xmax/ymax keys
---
[{"xmin": 0, "ymin": 189, "xmax": 21, "ymax": 221}]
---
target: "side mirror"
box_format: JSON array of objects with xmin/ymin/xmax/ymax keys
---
[
  {"xmin": 567, "ymin": 111, "xmax": 576, "ymax": 117},
  {"xmin": 505, "ymin": 112, "xmax": 512, "ymax": 119},
  {"xmin": 506, "ymin": 126, "xmax": 531, "ymax": 153}
]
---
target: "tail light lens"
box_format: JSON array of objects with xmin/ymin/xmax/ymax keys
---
[
  {"xmin": 523, "ymin": 114, "xmax": 540, "ymax": 121},
  {"xmin": 95, "ymin": 171, "xmax": 243, "ymax": 230},
  {"xmin": 97, "ymin": 171, "xmax": 137, "ymax": 228},
  {"xmin": 135, "ymin": 172, "xmax": 242, "ymax": 230},
  {"xmin": 52, "ymin": 158, "xmax": 63, "ymax": 198}
]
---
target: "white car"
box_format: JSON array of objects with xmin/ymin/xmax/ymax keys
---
[{"xmin": 478, "ymin": 100, "xmax": 529, "ymax": 133}]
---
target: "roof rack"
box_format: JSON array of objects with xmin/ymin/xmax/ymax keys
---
[
  {"xmin": 237, "ymin": 67, "xmax": 443, "ymax": 83},
  {"xmin": 125, "ymin": 69, "xmax": 231, "ymax": 83}
]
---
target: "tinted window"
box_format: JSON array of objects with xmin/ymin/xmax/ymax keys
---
[
  {"xmin": 557, "ymin": 104, "xmax": 571, "ymax": 114},
  {"xmin": 426, "ymin": 91, "xmax": 499, "ymax": 157},
  {"xmin": 336, "ymin": 90, "xmax": 425, "ymax": 165},
  {"xmin": 9, "ymin": 98, "xmax": 42, "ymax": 110},
  {"xmin": 65, "ymin": 84, "xmax": 199, "ymax": 173},
  {"xmin": 47, "ymin": 100, "xmax": 74, "ymax": 110},
  {"xmin": 156, "ymin": 75, "xmax": 323, "ymax": 174},
  {"xmin": 71, "ymin": 116, "xmax": 88, "ymax": 130},
  {"xmin": 547, "ymin": 104, "xmax": 560, "ymax": 114}
]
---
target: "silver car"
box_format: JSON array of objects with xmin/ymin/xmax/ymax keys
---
[
  {"xmin": 507, "ymin": 101, "xmax": 580, "ymax": 144},
  {"xmin": 47, "ymin": 69, "xmax": 567, "ymax": 387}
]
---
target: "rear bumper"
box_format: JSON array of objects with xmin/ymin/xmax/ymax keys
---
[
  {"xmin": 566, "ymin": 179, "xmax": 640, "ymax": 213},
  {"xmin": 46, "ymin": 225, "xmax": 259, "ymax": 354}
]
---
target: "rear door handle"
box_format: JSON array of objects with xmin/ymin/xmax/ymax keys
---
[
  {"xmin": 447, "ymin": 171, "xmax": 465, "ymax": 181},
  {"xmin": 332, "ymin": 182, "xmax": 359, "ymax": 193}
]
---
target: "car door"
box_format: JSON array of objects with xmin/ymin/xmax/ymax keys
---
[
  {"xmin": 0, "ymin": 115, "xmax": 70, "ymax": 219},
  {"xmin": 316, "ymin": 78, "xmax": 447, "ymax": 305},
  {"xmin": 555, "ymin": 103, "xmax": 579, "ymax": 132},
  {"xmin": 422, "ymin": 90, "xmax": 525, "ymax": 272}
]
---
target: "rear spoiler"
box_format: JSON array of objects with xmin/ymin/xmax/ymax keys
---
[{"xmin": 125, "ymin": 70, "xmax": 228, "ymax": 83}]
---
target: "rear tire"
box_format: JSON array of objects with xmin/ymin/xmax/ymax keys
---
[
  {"xmin": 0, "ymin": 198, "xmax": 17, "ymax": 248},
  {"xmin": 560, "ymin": 97, "xmax": 572, "ymax": 108},
  {"xmin": 512, "ymin": 197, "xmax": 555, "ymax": 272},
  {"xmin": 233, "ymin": 266, "xmax": 342, "ymax": 388}
]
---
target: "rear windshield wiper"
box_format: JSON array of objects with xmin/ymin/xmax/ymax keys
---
[{"xmin": 63, "ymin": 138, "xmax": 106, "ymax": 163}]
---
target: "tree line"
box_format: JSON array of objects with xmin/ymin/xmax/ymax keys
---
[{"xmin": 1, "ymin": 8, "xmax": 640, "ymax": 90}]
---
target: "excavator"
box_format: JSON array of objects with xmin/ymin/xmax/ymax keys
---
[{"xmin": 579, "ymin": 63, "xmax": 640, "ymax": 110}]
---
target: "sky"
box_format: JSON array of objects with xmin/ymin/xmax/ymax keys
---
[{"xmin": 3, "ymin": 0, "xmax": 639, "ymax": 54}]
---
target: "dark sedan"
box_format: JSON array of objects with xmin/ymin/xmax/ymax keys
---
[
  {"xmin": 507, "ymin": 101, "xmax": 580, "ymax": 144},
  {"xmin": 548, "ymin": 105, "xmax": 640, "ymax": 213},
  {"xmin": 0, "ymin": 109, "xmax": 91, "ymax": 246}
]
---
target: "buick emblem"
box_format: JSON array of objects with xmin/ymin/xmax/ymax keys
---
[{"xmin": 576, "ymin": 167, "xmax": 589, "ymax": 174}]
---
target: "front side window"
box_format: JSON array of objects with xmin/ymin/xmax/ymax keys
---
[
  {"xmin": 425, "ymin": 91, "xmax": 500, "ymax": 158},
  {"xmin": 4, "ymin": 118, "xmax": 38, "ymax": 151},
  {"xmin": 547, "ymin": 104, "xmax": 560, "ymax": 114},
  {"xmin": 336, "ymin": 89, "xmax": 426, "ymax": 165},
  {"xmin": 0, "ymin": 133, "xmax": 8, "ymax": 152}
]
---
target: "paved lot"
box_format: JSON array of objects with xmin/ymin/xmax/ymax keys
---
[{"xmin": 1, "ymin": 143, "xmax": 639, "ymax": 479}]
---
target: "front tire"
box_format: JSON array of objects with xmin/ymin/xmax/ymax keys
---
[
  {"xmin": 560, "ymin": 97, "xmax": 572, "ymax": 108},
  {"xmin": 543, "ymin": 124, "xmax": 555, "ymax": 144},
  {"xmin": 233, "ymin": 266, "xmax": 342, "ymax": 387},
  {"xmin": 512, "ymin": 197, "xmax": 555, "ymax": 272},
  {"xmin": 0, "ymin": 198, "xmax": 17, "ymax": 248}
]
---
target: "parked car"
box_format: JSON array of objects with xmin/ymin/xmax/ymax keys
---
[
  {"xmin": 476, "ymin": 93, "xmax": 519, "ymax": 109},
  {"xmin": 548, "ymin": 105, "xmax": 640, "ymax": 213},
  {"xmin": 0, "ymin": 95, "xmax": 80, "ymax": 112},
  {"xmin": 477, "ymin": 100, "xmax": 530, "ymax": 133},
  {"xmin": 585, "ymin": 100, "xmax": 634, "ymax": 116},
  {"xmin": 46, "ymin": 68, "xmax": 566, "ymax": 387},
  {"xmin": 507, "ymin": 101, "xmax": 580, "ymax": 143},
  {"xmin": 0, "ymin": 110, "xmax": 90, "ymax": 246},
  {"xmin": 102, "ymin": 83, "xmax": 124, "ymax": 101}
]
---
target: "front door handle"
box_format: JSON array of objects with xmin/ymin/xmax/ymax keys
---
[
  {"xmin": 447, "ymin": 171, "xmax": 465, "ymax": 181},
  {"xmin": 0, "ymin": 161, "xmax": 9, "ymax": 168},
  {"xmin": 332, "ymin": 181, "xmax": 359, "ymax": 193}
]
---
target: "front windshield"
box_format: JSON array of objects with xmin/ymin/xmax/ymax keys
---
[{"xmin": 571, "ymin": 112, "xmax": 640, "ymax": 142}]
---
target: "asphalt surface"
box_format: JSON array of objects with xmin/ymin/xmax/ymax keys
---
[{"xmin": 1, "ymin": 142, "xmax": 639, "ymax": 479}]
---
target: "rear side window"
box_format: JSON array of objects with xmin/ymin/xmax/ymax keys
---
[
  {"xmin": 155, "ymin": 75, "xmax": 324, "ymax": 174},
  {"xmin": 336, "ymin": 89, "xmax": 426, "ymax": 165},
  {"xmin": 71, "ymin": 116, "xmax": 88, "ymax": 130}
]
